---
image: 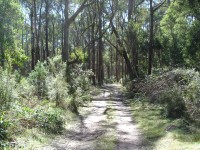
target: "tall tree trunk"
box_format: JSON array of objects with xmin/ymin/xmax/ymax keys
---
[
  {"xmin": 0, "ymin": 33, "xmax": 5, "ymax": 67},
  {"xmin": 30, "ymin": 3, "xmax": 35, "ymax": 70},
  {"xmin": 63, "ymin": 0, "xmax": 69, "ymax": 62},
  {"xmin": 148, "ymin": 0, "xmax": 154, "ymax": 75},
  {"xmin": 45, "ymin": 0, "xmax": 49, "ymax": 58},
  {"xmin": 52, "ymin": 22, "xmax": 55, "ymax": 56},
  {"xmin": 110, "ymin": 48, "xmax": 113, "ymax": 79},
  {"xmin": 97, "ymin": 0, "xmax": 104, "ymax": 85},
  {"xmin": 128, "ymin": 0, "xmax": 138, "ymax": 77},
  {"xmin": 91, "ymin": 22, "xmax": 96, "ymax": 85},
  {"xmin": 116, "ymin": 50, "xmax": 119, "ymax": 81},
  {"xmin": 33, "ymin": 0, "xmax": 40, "ymax": 64}
]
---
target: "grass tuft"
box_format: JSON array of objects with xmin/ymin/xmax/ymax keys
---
[{"xmin": 130, "ymin": 100, "xmax": 200, "ymax": 149}]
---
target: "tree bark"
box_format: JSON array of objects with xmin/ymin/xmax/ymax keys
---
[
  {"xmin": 45, "ymin": 0, "xmax": 49, "ymax": 58},
  {"xmin": 30, "ymin": 2, "xmax": 35, "ymax": 70},
  {"xmin": 97, "ymin": 0, "xmax": 104, "ymax": 85},
  {"xmin": 62, "ymin": 0, "xmax": 88, "ymax": 62},
  {"xmin": 63, "ymin": 0, "xmax": 69, "ymax": 62},
  {"xmin": 148, "ymin": 0, "xmax": 153, "ymax": 75},
  {"xmin": 128, "ymin": 0, "xmax": 138, "ymax": 77}
]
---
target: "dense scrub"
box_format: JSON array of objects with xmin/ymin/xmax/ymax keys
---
[
  {"xmin": 127, "ymin": 68, "xmax": 200, "ymax": 121},
  {"xmin": 126, "ymin": 68, "xmax": 200, "ymax": 147},
  {"xmin": 0, "ymin": 56, "xmax": 93, "ymax": 148}
]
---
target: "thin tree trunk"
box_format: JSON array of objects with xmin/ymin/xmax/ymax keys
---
[
  {"xmin": 128, "ymin": 0, "xmax": 138, "ymax": 77},
  {"xmin": 98, "ymin": 1, "xmax": 104, "ymax": 85},
  {"xmin": 52, "ymin": 22, "xmax": 55, "ymax": 56},
  {"xmin": 45, "ymin": 0, "xmax": 49, "ymax": 58},
  {"xmin": 91, "ymin": 23, "xmax": 96, "ymax": 85},
  {"xmin": 148, "ymin": 0, "xmax": 154, "ymax": 75},
  {"xmin": 30, "ymin": 3, "xmax": 35, "ymax": 70},
  {"xmin": 63, "ymin": 0, "xmax": 69, "ymax": 62},
  {"xmin": 116, "ymin": 50, "xmax": 119, "ymax": 81}
]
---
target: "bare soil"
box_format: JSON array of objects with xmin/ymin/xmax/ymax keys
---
[{"xmin": 39, "ymin": 84, "xmax": 146, "ymax": 150}]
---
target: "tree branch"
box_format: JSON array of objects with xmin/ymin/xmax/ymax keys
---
[
  {"xmin": 153, "ymin": 0, "xmax": 166, "ymax": 12},
  {"xmin": 68, "ymin": 0, "xmax": 94, "ymax": 25},
  {"xmin": 136, "ymin": 0, "xmax": 145, "ymax": 7},
  {"xmin": 104, "ymin": 37, "xmax": 122, "ymax": 55}
]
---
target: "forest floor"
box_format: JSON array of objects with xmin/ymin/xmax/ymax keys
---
[{"xmin": 39, "ymin": 84, "xmax": 146, "ymax": 150}]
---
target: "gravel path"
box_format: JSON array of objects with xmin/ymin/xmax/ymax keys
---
[{"xmin": 40, "ymin": 84, "xmax": 145, "ymax": 150}]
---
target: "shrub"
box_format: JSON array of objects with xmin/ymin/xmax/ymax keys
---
[
  {"xmin": 47, "ymin": 55, "xmax": 66, "ymax": 76},
  {"xmin": 185, "ymin": 75, "xmax": 200, "ymax": 122},
  {"xmin": 0, "ymin": 113, "xmax": 10, "ymax": 141},
  {"xmin": 0, "ymin": 69, "xmax": 17, "ymax": 109},
  {"xmin": 29, "ymin": 61, "xmax": 48, "ymax": 97},
  {"xmin": 46, "ymin": 73, "xmax": 68, "ymax": 106},
  {"xmin": 34, "ymin": 108, "xmax": 64, "ymax": 134},
  {"xmin": 71, "ymin": 64, "xmax": 93, "ymax": 94},
  {"xmin": 17, "ymin": 77, "xmax": 35, "ymax": 99},
  {"xmin": 158, "ymin": 87, "xmax": 186, "ymax": 118},
  {"xmin": 128, "ymin": 68, "xmax": 200, "ymax": 121},
  {"xmin": 64, "ymin": 64, "xmax": 93, "ymax": 113}
]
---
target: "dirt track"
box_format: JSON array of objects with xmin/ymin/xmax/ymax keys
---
[{"xmin": 40, "ymin": 84, "xmax": 145, "ymax": 150}]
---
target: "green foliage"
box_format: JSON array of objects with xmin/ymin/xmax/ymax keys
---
[
  {"xmin": 0, "ymin": 0, "xmax": 24, "ymax": 68},
  {"xmin": 29, "ymin": 61, "xmax": 48, "ymax": 97},
  {"xmin": 70, "ymin": 47, "xmax": 87, "ymax": 63},
  {"xmin": 17, "ymin": 77, "xmax": 35, "ymax": 99},
  {"xmin": 159, "ymin": 0, "xmax": 200, "ymax": 68},
  {"xmin": 67, "ymin": 64, "xmax": 93, "ymax": 112},
  {"xmin": 0, "ymin": 113, "xmax": 10, "ymax": 141},
  {"xmin": 184, "ymin": 74, "xmax": 200, "ymax": 121},
  {"xmin": 186, "ymin": 21, "xmax": 200, "ymax": 68},
  {"xmin": 71, "ymin": 64, "xmax": 93, "ymax": 95},
  {"xmin": 128, "ymin": 68, "xmax": 200, "ymax": 121},
  {"xmin": 9, "ymin": 101, "xmax": 64, "ymax": 135},
  {"xmin": 130, "ymin": 100, "xmax": 200, "ymax": 149},
  {"xmin": 0, "ymin": 69, "xmax": 17, "ymax": 110},
  {"xmin": 47, "ymin": 55, "xmax": 66, "ymax": 75},
  {"xmin": 46, "ymin": 74, "xmax": 68, "ymax": 106},
  {"xmin": 4, "ymin": 48, "xmax": 29, "ymax": 68},
  {"xmin": 34, "ymin": 108, "xmax": 64, "ymax": 134},
  {"xmin": 158, "ymin": 87, "xmax": 186, "ymax": 118}
]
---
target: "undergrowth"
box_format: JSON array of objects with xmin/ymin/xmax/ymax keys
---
[
  {"xmin": 0, "ymin": 55, "xmax": 93, "ymax": 149},
  {"xmin": 126, "ymin": 68, "xmax": 200, "ymax": 149},
  {"xmin": 127, "ymin": 68, "xmax": 200, "ymax": 121},
  {"xmin": 129, "ymin": 100, "xmax": 200, "ymax": 149}
]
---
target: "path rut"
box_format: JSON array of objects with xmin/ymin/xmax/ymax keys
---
[{"xmin": 40, "ymin": 84, "xmax": 145, "ymax": 150}]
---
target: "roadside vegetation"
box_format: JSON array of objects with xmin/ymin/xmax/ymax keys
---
[
  {"xmin": 1, "ymin": 0, "xmax": 200, "ymax": 149},
  {"xmin": 126, "ymin": 68, "xmax": 200, "ymax": 149},
  {"xmin": 0, "ymin": 56, "xmax": 93, "ymax": 149}
]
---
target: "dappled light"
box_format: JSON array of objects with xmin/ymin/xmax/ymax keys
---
[{"xmin": 0, "ymin": 0, "xmax": 200, "ymax": 149}]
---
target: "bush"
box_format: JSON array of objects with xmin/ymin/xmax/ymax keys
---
[
  {"xmin": 46, "ymin": 74, "xmax": 68, "ymax": 106},
  {"xmin": 34, "ymin": 108, "xmax": 64, "ymax": 134},
  {"xmin": 47, "ymin": 55, "xmax": 66, "ymax": 76},
  {"xmin": 128, "ymin": 68, "xmax": 200, "ymax": 121},
  {"xmin": 185, "ymin": 75, "xmax": 200, "ymax": 122},
  {"xmin": 0, "ymin": 69, "xmax": 17, "ymax": 109},
  {"xmin": 17, "ymin": 77, "xmax": 35, "ymax": 99},
  {"xmin": 158, "ymin": 88, "xmax": 186, "ymax": 118},
  {"xmin": 71, "ymin": 64, "xmax": 93, "ymax": 94},
  {"xmin": 0, "ymin": 113, "xmax": 10, "ymax": 141},
  {"xmin": 29, "ymin": 61, "xmax": 48, "ymax": 97}
]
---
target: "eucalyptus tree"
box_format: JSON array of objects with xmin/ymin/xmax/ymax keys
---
[
  {"xmin": 148, "ymin": 0, "xmax": 166, "ymax": 74},
  {"xmin": 159, "ymin": 0, "xmax": 200, "ymax": 68},
  {"xmin": 62, "ymin": 0, "xmax": 90, "ymax": 63},
  {"xmin": 0, "ymin": 0, "xmax": 24, "ymax": 68}
]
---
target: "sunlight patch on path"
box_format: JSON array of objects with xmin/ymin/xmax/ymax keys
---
[{"xmin": 39, "ymin": 84, "xmax": 145, "ymax": 150}]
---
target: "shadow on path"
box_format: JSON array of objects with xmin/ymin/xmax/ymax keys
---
[{"xmin": 41, "ymin": 84, "xmax": 146, "ymax": 150}]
